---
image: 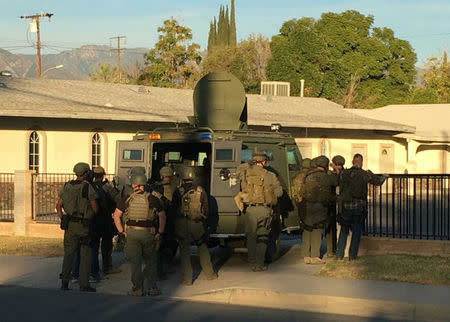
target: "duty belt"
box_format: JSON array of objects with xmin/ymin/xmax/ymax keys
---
[
  {"xmin": 126, "ymin": 219, "xmax": 154, "ymax": 228},
  {"xmin": 126, "ymin": 226, "xmax": 156, "ymax": 234},
  {"xmin": 246, "ymin": 203, "xmax": 270, "ymax": 207}
]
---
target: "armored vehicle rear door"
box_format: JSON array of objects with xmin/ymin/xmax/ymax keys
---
[
  {"xmin": 211, "ymin": 140, "xmax": 242, "ymax": 215},
  {"xmin": 115, "ymin": 140, "xmax": 149, "ymax": 184}
]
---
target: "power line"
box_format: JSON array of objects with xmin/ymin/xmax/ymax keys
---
[{"xmin": 20, "ymin": 13, "xmax": 53, "ymax": 78}]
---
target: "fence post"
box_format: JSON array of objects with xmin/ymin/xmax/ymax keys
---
[{"xmin": 13, "ymin": 170, "xmax": 35, "ymax": 236}]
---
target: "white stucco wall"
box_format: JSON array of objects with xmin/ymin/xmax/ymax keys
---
[
  {"xmin": 295, "ymin": 138, "xmax": 408, "ymax": 173},
  {"xmin": 1, "ymin": 130, "xmax": 133, "ymax": 174}
]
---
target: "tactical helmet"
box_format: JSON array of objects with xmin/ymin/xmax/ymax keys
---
[
  {"xmin": 181, "ymin": 167, "xmax": 195, "ymax": 180},
  {"xmin": 73, "ymin": 162, "xmax": 90, "ymax": 176},
  {"xmin": 159, "ymin": 166, "xmax": 174, "ymax": 177},
  {"xmin": 252, "ymin": 152, "xmax": 267, "ymax": 163},
  {"xmin": 301, "ymin": 158, "xmax": 311, "ymax": 169},
  {"xmin": 131, "ymin": 174, "xmax": 148, "ymax": 186},
  {"xmin": 93, "ymin": 166, "xmax": 106, "ymax": 175},
  {"xmin": 315, "ymin": 155, "xmax": 330, "ymax": 169},
  {"xmin": 332, "ymin": 155, "xmax": 345, "ymax": 166}
]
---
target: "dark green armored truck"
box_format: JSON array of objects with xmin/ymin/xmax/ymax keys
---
[{"xmin": 115, "ymin": 71, "xmax": 302, "ymax": 257}]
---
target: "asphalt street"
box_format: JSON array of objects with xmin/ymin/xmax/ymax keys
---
[{"xmin": 0, "ymin": 285, "xmax": 394, "ymax": 322}]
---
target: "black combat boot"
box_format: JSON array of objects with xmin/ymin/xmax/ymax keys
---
[
  {"xmin": 80, "ymin": 286, "xmax": 96, "ymax": 292},
  {"xmin": 61, "ymin": 281, "xmax": 70, "ymax": 291}
]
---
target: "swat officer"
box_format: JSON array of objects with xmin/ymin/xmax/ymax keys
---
[
  {"xmin": 113, "ymin": 174, "xmax": 166, "ymax": 296},
  {"xmin": 236, "ymin": 152, "xmax": 283, "ymax": 272},
  {"xmin": 172, "ymin": 166, "xmax": 217, "ymax": 285},
  {"xmin": 150, "ymin": 166, "xmax": 179, "ymax": 280},
  {"xmin": 299, "ymin": 156, "xmax": 339, "ymax": 265},
  {"xmin": 292, "ymin": 158, "xmax": 312, "ymax": 205},
  {"xmin": 325, "ymin": 155, "xmax": 345, "ymax": 256},
  {"xmin": 336, "ymin": 154, "xmax": 386, "ymax": 260},
  {"xmin": 90, "ymin": 166, "xmax": 121, "ymax": 278},
  {"xmin": 56, "ymin": 162, "xmax": 98, "ymax": 292}
]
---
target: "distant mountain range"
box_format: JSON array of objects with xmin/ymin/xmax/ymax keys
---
[{"xmin": 0, "ymin": 45, "xmax": 149, "ymax": 80}]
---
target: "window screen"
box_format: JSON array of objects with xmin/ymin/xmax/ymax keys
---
[
  {"xmin": 123, "ymin": 149, "xmax": 143, "ymax": 161},
  {"xmin": 216, "ymin": 149, "xmax": 233, "ymax": 161}
]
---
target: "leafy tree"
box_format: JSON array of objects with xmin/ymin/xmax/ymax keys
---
[
  {"xmin": 138, "ymin": 18, "xmax": 202, "ymax": 88},
  {"xmin": 413, "ymin": 52, "xmax": 450, "ymax": 103},
  {"xmin": 266, "ymin": 10, "xmax": 417, "ymax": 108},
  {"xmin": 203, "ymin": 34, "xmax": 271, "ymax": 93},
  {"xmin": 90, "ymin": 63, "xmax": 118, "ymax": 82}
]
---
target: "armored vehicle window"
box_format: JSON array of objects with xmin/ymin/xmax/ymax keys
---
[
  {"xmin": 216, "ymin": 149, "xmax": 234, "ymax": 161},
  {"xmin": 123, "ymin": 149, "xmax": 143, "ymax": 161},
  {"xmin": 241, "ymin": 148, "xmax": 252, "ymax": 162},
  {"xmin": 167, "ymin": 152, "xmax": 181, "ymax": 162},
  {"xmin": 287, "ymin": 150, "xmax": 300, "ymax": 171},
  {"xmin": 261, "ymin": 150, "xmax": 274, "ymax": 161}
]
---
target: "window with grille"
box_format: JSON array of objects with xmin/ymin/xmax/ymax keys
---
[
  {"xmin": 29, "ymin": 131, "xmax": 40, "ymax": 172},
  {"xmin": 91, "ymin": 133, "xmax": 102, "ymax": 168}
]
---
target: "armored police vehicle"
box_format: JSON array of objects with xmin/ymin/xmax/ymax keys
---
[{"xmin": 115, "ymin": 71, "xmax": 302, "ymax": 258}]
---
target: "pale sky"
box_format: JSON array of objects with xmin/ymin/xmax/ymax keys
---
[{"xmin": 0, "ymin": 0, "xmax": 449, "ymax": 65}]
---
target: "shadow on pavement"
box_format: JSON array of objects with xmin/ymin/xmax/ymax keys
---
[{"xmin": 0, "ymin": 285, "xmax": 394, "ymax": 322}]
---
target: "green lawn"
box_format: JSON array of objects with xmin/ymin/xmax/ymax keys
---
[
  {"xmin": 0, "ymin": 235, "xmax": 64, "ymax": 257},
  {"xmin": 318, "ymin": 255, "xmax": 450, "ymax": 285}
]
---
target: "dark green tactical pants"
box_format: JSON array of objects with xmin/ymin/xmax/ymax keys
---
[
  {"xmin": 175, "ymin": 217, "xmax": 215, "ymax": 283},
  {"xmin": 61, "ymin": 221, "xmax": 91, "ymax": 288},
  {"xmin": 245, "ymin": 205, "xmax": 272, "ymax": 268},
  {"xmin": 300, "ymin": 229, "xmax": 322, "ymax": 258},
  {"xmin": 124, "ymin": 229, "xmax": 157, "ymax": 292}
]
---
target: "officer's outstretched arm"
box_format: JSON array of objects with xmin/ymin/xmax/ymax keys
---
[
  {"xmin": 157, "ymin": 211, "xmax": 166, "ymax": 234},
  {"xmin": 56, "ymin": 198, "xmax": 63, "ymax": 218},
  {"xmin": 113, "ymin": 208, "xmax": 124, "ymax": 234}
]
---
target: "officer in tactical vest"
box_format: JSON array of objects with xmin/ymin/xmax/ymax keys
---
[
  {"xmin": 113, "ymin": 174, "xmax": 166, "ymax": 296},
  {"xmin": 150, "ymin": 166, "xmax": 179, "ymax": 280},
  {"xmin": 336, "ymin": 154, "xmax": 386, "ymax": 260},
  {"xmin": 292, "ymin": 158, "xmax": 312, "ymax": 205},
  {"xmin": 299, "ymin": 156, "xmax": 339, "ymax": 265},
  {"xmin": 90, "ymin": 166, "xmax": 121, "ymax": 278},
  {"xmin": 172, "ymin": 166, "xmax": 217, "ymax": 285},
  {"xmin": 236, "ymin": 152, "xmax": 283, "ymax": 272},
  {"xmin": 325, "ymin": 155, "xmax": 345, "ymax": 256},
  {"xmin": 56, "ymin": 162, "xmax": 98, "ymax": 292}
]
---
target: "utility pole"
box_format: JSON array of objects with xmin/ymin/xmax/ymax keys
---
[
  {"xmin": 110, "ymin": 36, "xmax": 126, "ymax": 82},
  {"xmin": 20, "ymin": 13, "xmax": 53, "ymax": 78}
]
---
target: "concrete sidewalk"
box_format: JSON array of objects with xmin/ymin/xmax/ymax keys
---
[{"xmin": 1, "ymin": 241, "xmax": 449, "ymax": 320}]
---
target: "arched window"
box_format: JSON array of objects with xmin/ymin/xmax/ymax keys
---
[
  {"xmin": 29, "ymin": 131, "xmax": 40, "ymax": 172},
  {"xmin": 91, "ymin": 133, "xmax": 103, "ymax": 168},
  {"xmin": 320, "ymin": 138, "xmax": 330, "ymax": 158}
]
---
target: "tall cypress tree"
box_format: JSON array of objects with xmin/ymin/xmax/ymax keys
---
[
  {"xmin": 229, "ymin": 0, "xmax": 237, "ymax": 45},
  {"xmin": 207, "ymin": 21, "xmax": 215, "ymax": 52},
  {"xmin": 225, "ymin": 5, "xmax": 230, "ymax": 45}
]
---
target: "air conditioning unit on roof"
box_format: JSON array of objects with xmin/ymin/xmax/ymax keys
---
[{"xmin": 260, "ymin": 81, "xmax": 290, "ymax": 97}]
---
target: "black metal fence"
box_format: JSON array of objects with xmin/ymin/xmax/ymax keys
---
[
  {"xmin": 366, "ymin": 174, "xmax": 450, "ymax": 240},
  {"xmin": 32, "ymin": 173, "xmax": 115, "ymax": 223},
  {"xmin": 0, "ymin": 173, "xmax": 14, "ymax": 222}
]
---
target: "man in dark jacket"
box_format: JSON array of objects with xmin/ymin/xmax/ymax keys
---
[{"xmin": 336, "ymin": 154, "xmax": 386, "ymax": 260}]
